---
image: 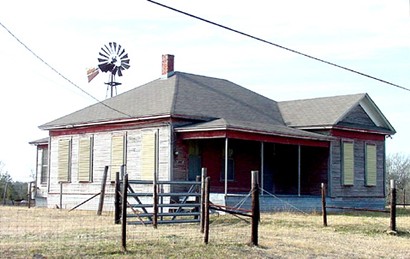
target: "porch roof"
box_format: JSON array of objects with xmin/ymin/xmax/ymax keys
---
[{"xmin": 175, "ymin": 118, "xmax": 332, "ymax": 146}]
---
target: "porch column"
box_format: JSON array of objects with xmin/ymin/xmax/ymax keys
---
[
  {"xmin": 260, "ymin": 142, "xmax": 264, "ymax": 195},
  {"xmin": 298, "ymin": 145, "xmax": 301, "ymax": 197},
  {"xmin": 224, "ymin": 137, "xmax": 229, "ymax": 196}
]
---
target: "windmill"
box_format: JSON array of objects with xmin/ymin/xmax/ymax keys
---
[{"xmin": 87, "ymin": 42, "xmax": 130, "ymax": 98}]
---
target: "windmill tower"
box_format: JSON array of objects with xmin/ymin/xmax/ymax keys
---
[{"xmin": 88, "ymin": 42, "xmax": 130, "ymax": 98}]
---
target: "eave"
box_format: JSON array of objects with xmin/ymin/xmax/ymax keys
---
[
  {"xmin": 40, "ymin": 114, "xmax": 172, "ymax": 131},
  {"xmin": 176, "ymin": 126, "xmax": 332, "ymax": 148}
]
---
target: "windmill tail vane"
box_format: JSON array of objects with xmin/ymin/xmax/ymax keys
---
[{"xmin": 87, "ymin": 67, "xmax": 99, "ymax": 83}]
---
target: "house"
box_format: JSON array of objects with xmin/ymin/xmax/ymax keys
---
[
  {"xmin": 29, "ymin": 137, "xmax": 49, "ymax": 207},
  {"xmin": 32, "ymin": 54, "xmax": 395, "ymax": 211}
]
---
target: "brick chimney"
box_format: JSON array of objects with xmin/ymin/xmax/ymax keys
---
[{"xmin": 161, "ymin": 54, "xmax": 175, "ymax": 78}]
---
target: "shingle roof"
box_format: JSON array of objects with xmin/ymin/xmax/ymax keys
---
[
  {"xmin": 278, "ymin": 93, "xmax": 395, "ymax": 134},
  {"xmin": 29, "ymin": 137, "xmax": 49, "ymax": 145},
  {"xmin": 278, "ymin": 93, "xmax": 365, "ymax": 127},
  {"xmin": 174, "ymin": 118, "xmax": 332, "ymax": 141},
  {"xmin": 39, "ymin": 72, "xmax": 394, "ymax": 139},
  {"xmin": 39, "ymin": 72, "xmax": 284, "ymax": 129}
]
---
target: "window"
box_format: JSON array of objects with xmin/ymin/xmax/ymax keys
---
[
  {"xmin": 221, "ymin": 148, "xmax": 234, "ymax": 181},
  {"xmin": 342, "ymin": 141, "xmax": 354, "ymax": 186},
  {"xmin": 188, "ymin": 141, "xmax": 201, "ymax": 181},
  {"xmin": 221, "ymin": 158, "xmax": 234, "ymax": 181},
  {"xmin": 141, "ymin": 131, "xmax": 156, "ymax": 180},
  {"xmin": 58, "ymin": 139, "xmax": 71, "ymax": 182},
  {"xmin": 110, "ymin": 135, "xmax": 125, "ymax": 181},
  {"xmin": 365, "ymin": 144, "xmax": 377, "ymax": 186},
  {"xmin": 78, "ymin": 136, "xmax": 93, "ymax": 182},
  {"xmin": 40, "ymin": 147, "xmax": 48, "ymax": 184}
]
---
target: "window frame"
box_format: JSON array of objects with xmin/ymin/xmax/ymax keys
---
[
  {"xmin": 40, "ymin": 147, "xmax": 48, "ymax": 184},
  {"xmin": 365, "ymin": 143, "xmax": 377, "ymax": 186},
  {"xmin": 341, "ymin": 141, "xmax": 354, "ymax": 186},
  {"xmin": 78, "ymin": 136, "xmax": 94, "ymax": 183},
  {"xmin": 110, "ymin": 134, "xmax": 126, "ymax": 181},
  {"xmin": 57, "ymin": 138, "xmax": 72, "ymax": 183}
]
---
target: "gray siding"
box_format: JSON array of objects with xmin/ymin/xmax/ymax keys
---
[
  {"xmin": 330, "ymin": 138, "xmax": 385, "ymax": 198},
  {"xmin": 339, "ymin": 105, "xmax": 376, "ymax": 128}
]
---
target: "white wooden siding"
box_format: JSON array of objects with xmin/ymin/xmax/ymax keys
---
[{"xmin": 47, "ymin": 125, "xmax": 171, "ymax": 209}]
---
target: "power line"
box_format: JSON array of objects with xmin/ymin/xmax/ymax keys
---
[
  {"xmin": 0, "ymin": 21, "xmax": 132, "ymax": 118},
  {"xmin": 147, "ymin": 0, "xmax": 410, "ymax": 93}
]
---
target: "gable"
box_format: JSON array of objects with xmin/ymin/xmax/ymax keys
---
[
  {"xmin": 278, "ymin": 93, "xmax": 395, "ymax": 135},
  {"xmin": 337, "ymin": 104, "xmax": 377, "ymax": 130}
]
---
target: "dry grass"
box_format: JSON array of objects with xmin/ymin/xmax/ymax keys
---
[{"xmin": 0, "ymin": 206, "xmax": 409, "ymax": 258}]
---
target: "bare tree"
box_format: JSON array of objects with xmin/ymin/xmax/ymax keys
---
[{"xmin": 386, "ymin": 153, "xmax": 410, "ymax": 205}]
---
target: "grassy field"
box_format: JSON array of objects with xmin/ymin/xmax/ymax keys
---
[{"xmin": 0, "ymin": 206, "xmax": 409, "ymax": 258}]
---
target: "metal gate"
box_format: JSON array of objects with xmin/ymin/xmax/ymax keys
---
[{"xmin": 115, "ymin": 173, "xmax": 202, "ymax": 225}]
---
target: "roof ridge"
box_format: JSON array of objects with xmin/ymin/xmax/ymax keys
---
[
  {"xmin": 279, "ymin": 93, "xmax": 366, "ymax": 104},
  {"xmin": 170, "ymin": 73, "xmax": 179, "ymax": 115},
  {"xmin": 333, "ymin": 94, "xmax": 366, "ymax": 125}
]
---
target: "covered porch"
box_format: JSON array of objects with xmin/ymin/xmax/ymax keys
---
[{"xmin": 178, "ymin": 130, "xmax": 330, "ymax": 198}]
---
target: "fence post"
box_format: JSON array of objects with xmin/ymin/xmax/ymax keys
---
[
  {"xmin": 97, "ymin": 166, "xmax": 109, "ymax": 216},
  {"xmin": 390, "ymin": 179, "xmax": 397, "ymax": 232},
  {"xmin": 28, "ymin": 182, "xmax": 32, "ymax": 209},
  {"xmin": 194, "ymin": 175, "xmax": 201, "ymax": 219},
  {"xmin": 251, "ymin": 170, "xmax": 259, "ymax": 246},
  {"xmin": 204, "ymin": 176, "xmax": 210, "ymax": 245},
  {"xmin": 121, "ymin": 173, "xmax": 128, "ymax": 251},
  {"xmin": 321, "ymin": 183, "xmax": 327, "ymax": 227},
  {"xmin": 59, "ymin": 182, "xmax": 63, "ymax": 210},
  {"xmin": 153, "ymin": 180, "xmax": 158, "ymax": 229},
  {"xmin": 2, "ymin": 181, "xmax": 8, "ymax": 205},
  {"xmin": 200, "ymin": 168, "xmax": 207, "ymax": 233},
  {"xmin": 114, "ymin": 171, "xmax": 121, "ymax": 224}
]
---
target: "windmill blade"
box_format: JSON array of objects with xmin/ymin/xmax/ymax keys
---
[
  {"xmin": 121, "ymin": 63, "xmax": 130, "ymax": 70},
  {"xmin": 98, "ymin": 58, "xmax": 109, "ymax": 64},
  {"xmin": 104, "ymin": 44, "xmax": 112, "ymax": 56},
  {"xmin": 112, "ymin": 66, "xmax": 120, "ymax": 76},
  {"xmin": 121, "ymin": 58, "xmax": 130, "ymax": 65},
  {"xmin": 98, "ymin": 63, "xmax": 111, "ymax": 72},
  {"xmin": 98, "ymin": 52, "xmax": 110, "ymax": 60},
  {"xmin": 116, "ymin": 44, "xmax": 122, "ymax": 55},
  {"xmin": 100, "ymin": 62, "xmax": 115, "ymax": 72},
  {"xmin": 101, "ymin": 46, "xmax": 110, "ymax": 56},
  {"xmin": 118, "ymin": 48, "xmax": 125, "ymax": 57},
  {"xmin": 112, "ymin": 42, "xmax": 117, "ymax": 53},
  {"xmin": 118, "ymin": 68, "xmax": 123, "ymax": 77},
  {"xmin": 109, "ymin": 42, "xmax": 115, "ymax": 54}
]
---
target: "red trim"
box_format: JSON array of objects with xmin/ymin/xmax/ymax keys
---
[
  {"xmin": 331, "ymin": 129, "xmax": 385, "ymax": 141},
  {"xmin": 179, "ymin": 130, "xmax": 330, "ymax": 147},
  {"xmin": 50, "ymin": 118, "xmax": 172, "ymax": 137}
]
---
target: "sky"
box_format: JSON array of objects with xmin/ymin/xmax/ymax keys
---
[{"xmin": 0, "ymin": 0, "xmax": 409, "ymax": 182}]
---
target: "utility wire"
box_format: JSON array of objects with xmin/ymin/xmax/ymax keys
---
[
  {"xmin": 0, "ymin": 21, "xmax": 133, "ymax": 118},
  {"xmin": 147, "ymin": 0, "xmax": 410, "ymax": 93}
]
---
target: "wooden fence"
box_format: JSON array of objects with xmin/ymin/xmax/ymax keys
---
[
  {"xmin": 203, "ymin": 170, "xmax": 260, "ymax": 246},
  {"xmin": 118, "ymin": 169, "xmax": 261, "ymax": 251},
  {"xmin": 321, "ymin": 180, "xmax": 398, "ymax": 232}
]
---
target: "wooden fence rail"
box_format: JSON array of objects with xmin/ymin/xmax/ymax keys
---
[
  {"xmin": 203, "ymin": 170, "xmax": 260, "ymax": 246},
  {"xmin": 321, "ymin": 180, "xmax": 398, "ymax": 232}
]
